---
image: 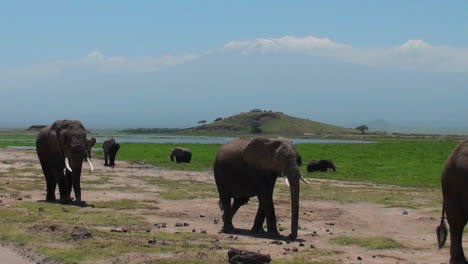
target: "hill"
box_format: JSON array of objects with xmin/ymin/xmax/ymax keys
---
[{"xmin": 191, "ymin": 111, "xmax": 356, "ymax": 136}]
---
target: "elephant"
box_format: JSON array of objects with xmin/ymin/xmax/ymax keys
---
[
  {"xmin": 170, "ymin": 147, "xmax": 192, "ymax": 163},
  {"xmin": 307, "ymin": 159, "xmax": 336, "ymax": 173},
  {"xmin": 213, "ymin": 137, "xmax": 309, "ymax": 240},
  {"xmin": 36, "ymin": 120, "xmax": 95, "ymax": 204},
  {"xmin": 296, "ymin": 154, "xmax": 303, "ymax": 166},
  {"xmin": 437, "ymin": 139, "xmax": 468, "ymax": 264},
  {"xmin": 103, "ymin": 138, "xmax": 120, "ymax": 167}
]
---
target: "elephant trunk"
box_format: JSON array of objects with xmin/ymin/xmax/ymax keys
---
[
  {"xmin": 71, "ymin": 154, "xmax": 84, "ymax": 203},
  {"xmin": 285, "ymin": 164, "xmax": 300, "ymax": 240}
]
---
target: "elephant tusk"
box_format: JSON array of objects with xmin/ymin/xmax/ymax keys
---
[
  {"xmin": 300, "ymin": 176, "xmax": 310, "ymax": 184},
  {"xmin": 86, "ymin": 157, "xmax": 94, "ymax": 171},
  {"xmin": 65, "ymin": 158, "xmax": 73, "ymax": 172},
  {"xmin": 284, "ymin": 177, "xmax": 290, "ymax": 187}
]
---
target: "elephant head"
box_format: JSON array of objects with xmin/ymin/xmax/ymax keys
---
[
  {"xmin": 50, "ymin": 120, "xmax": 94, "ymax": 173},
  {"xmin": 242, "ymin": 137, "xmax": 306, "ymax": 239}
]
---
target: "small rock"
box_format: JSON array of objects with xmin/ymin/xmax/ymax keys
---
[
  {"xmin": 148, "ymin": 238, "xmax": 157, "ymax": 244},
  {"xmin": 71, "ymin": 226, "xmax": 92, "ymax": 240},
  {"xmin": 402, "ymin": 210, "xmax": 409, "ymax": 215},
  {"xmin": 299, "ymin": 242, "xmax": 305, "ymax": 247},
  {"xmin": 16, "ymin": 197, "xmax": 23, "ymax": 201},
  {"xmin": 357, "ymin": 256, "xmax": 362, "ymax": 260},
  {"xmin": 183, "ymin": 222, "xmax": 189, "ymax": 226},
  {"xmin": 270, "ymin": 241, "xmax": 283, "ymax": 245},
  {"xmin": 292, "ymin": 247, "xmax": 298, "ymax": 252},
  {"xmin": 213, "ymin": 219, "xmax": 219, "ymax": 224},
  {"xmin": 192, "ymin": 229, "xmax": 196, "ymax": 232},
  {"xmin": 175, "ymin": 223, "xmax": 183, "ymax": 227},
  {"xmin": 38, "ymin": 207, "xmax": 44, "ymax": 212},
  {"xmin": 201, "ymin": 230, "xmax": 207, "ymax": 234},
  {"xmin": 200, "ymin": 214, "xmax": 205, "ymax": 218},
  {"xmin": 310, "ymin": 244, "xmax": 316, "ymax": 249}
]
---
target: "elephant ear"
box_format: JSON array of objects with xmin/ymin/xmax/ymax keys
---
[
  {"xmin": 89, "ymin": 137, "xmax": 97, "ymax": 147},
  {"xmin": 242, "ymin": 138, "xmax": 285, "ymax": 172}
]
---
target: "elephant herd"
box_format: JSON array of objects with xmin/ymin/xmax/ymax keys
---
[{"xmin": 34, "ymin": 120, "xmax": 468, "ymax": 263}]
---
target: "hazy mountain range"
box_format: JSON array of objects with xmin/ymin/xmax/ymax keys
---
[{"xmin": 3, "ymin": 39, "xmax": 468, "ymax": 134}]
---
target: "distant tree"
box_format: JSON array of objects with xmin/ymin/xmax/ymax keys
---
[
  {"xmin": 198, "ymin": 120, "xmax": 207, "ymax": 127},
  {"xmin": 355, "ymin": 125, "xmax": 369, "ymax": 134},
  {"xmin": 214, "ymin": 117, "xmax": 223, "ymax": 122},
  {"xmin": 250, "ymin": 121, "xmax": 262, "ymax": 134}
]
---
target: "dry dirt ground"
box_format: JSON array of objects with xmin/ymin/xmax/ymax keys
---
[{"xmin": 0, "ymin": 148, "xmax": 457, "ymax": 264}]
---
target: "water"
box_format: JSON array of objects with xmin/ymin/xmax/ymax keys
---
[{"xmin": 6, "ymin": 135, "xmax": 373, "ymax": 149}]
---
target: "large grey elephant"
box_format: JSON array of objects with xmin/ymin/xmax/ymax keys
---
[
  {"xmin": 36, "ymin": 120, "xmax": 95, "ymax": 204},
  {"xmin": 437, "ymin": 139, "xmax": 468, "ymax": 264},
  {"xmin": 213, "ymin": 137, "xmax": 308, "ymax": 240},
  {"xmin": 170, "ymin": 147, "xmax": 192, "ymax": 163},
  {"xmin": 103, "ymin": 138, "xmax": 120, "ymax": 167}
]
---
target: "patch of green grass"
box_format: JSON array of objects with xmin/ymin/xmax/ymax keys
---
[
  {"xmin": 93, "ymin": 199, "xmax": 158, "ymax": 210},
  {"xmin": 331, "ymin": 236, "xmax": 404, "ymax": 250},
  {"xmin": 142, "ymin": 176, "xmax": 218, "ymax": 199},
  {"xmin": 296, "ymin": 139, "xmax": 457, "ymax": 188}
]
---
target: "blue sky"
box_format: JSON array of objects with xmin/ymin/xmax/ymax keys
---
[
  {"xmin": 2, "ymin": 1, "xmax": 468, "ymax": 131},
  {"xmin": 2, "ymin": 1, "xmax": 468, "ymax": 66}
]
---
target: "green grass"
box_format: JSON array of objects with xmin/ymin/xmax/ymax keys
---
[
  {"xmin": 117, "ymin": 139, "xmax": 456, "ymax": 188},
  {"xmin": 93, "ymin": 199, "xmax": 158, "ymax": 210},
  {"xmin": 331, "ymin": 236, "xmax": 404, "ymax": 250}
]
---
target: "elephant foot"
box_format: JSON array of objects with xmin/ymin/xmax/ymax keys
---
[
  {"xmin": 250, "ymin": 226, "xmax": 266, "ymax": 234},
  {"xmin": 104, "ymin": 164, "xmax": 109, "ymax": 167},
  {"xmin": 266, "ymin": 229, "xmax": 281, "ymax": 237},
  {"xmin": 286, "ymin": 233, "xmax": 297, "ymax": 241},
  {"xmin": 59, "ymin": 197, "xmax": 73, "ymax": 204},
  {"xmin": 221, "ymin": 224, "xmax": 236, "ymax": 234}
]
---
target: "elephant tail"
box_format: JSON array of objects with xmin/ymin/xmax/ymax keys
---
[{"xmin": 436, "ymin": 201, "xmax": 448, "ymax": 249}]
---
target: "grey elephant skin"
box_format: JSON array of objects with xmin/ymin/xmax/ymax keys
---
[
  {"xmin": 437, "ymin": 139, "xmax": 468, "ymax": 264},
  {"xmin": 170, "ymin": 147, "xmax": 192, "ymax": 163},
  {"xmin": 213, "ymin": 137, "xmax": 303, "ymax": 240},
  {"xmin": 103, "ymin": 138, "xmax": 120, "ymax": 167},
  {"xmin": 307, "ymin": 159, "xmax": 336, "ymax": 173},
  {"xmin": 36, "ymin": 120, "xmax": 95, "ymax": 204}
]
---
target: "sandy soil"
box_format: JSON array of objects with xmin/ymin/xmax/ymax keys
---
[{"xmin": 0, "ymin": 148, "xmax": 456, "ymax": 264}]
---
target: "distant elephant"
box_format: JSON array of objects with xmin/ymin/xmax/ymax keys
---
[
  {"xmin": 437, "ymin": 139, "xmax": 468, "ymax": 264},
  {"xmin": 307, "ymin": 159, "xmax": 336, "ymax": 173},
  {"xmin": 36, "ymin": 120, "xmax": 95, "ymax": 204},
  {"xmin": 213, "ymin": 137, "xmax": 309, "ymax": 240},
  {"xmin": 103, "ymin": 138, "xmax": 120, "ymax": 167},
  {"xmin": 170, "ymin": 147, "xmax": 192, "ymax": 163}
]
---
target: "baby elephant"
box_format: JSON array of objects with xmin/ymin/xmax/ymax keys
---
[
  {"xmin": 103, "ymin": 138, "xmax": 120, "ymax": 168},
  {"xmin": 170, "ymin": 147, "xmax": 192, "ymax": 163},
  {"xmin": 307, "ymin": 159, "xmax": 336, "ymax": 173}
]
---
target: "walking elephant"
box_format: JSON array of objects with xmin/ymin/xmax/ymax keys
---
[
  {"xmin": 36, "ymin": 120, "xmax": 95, "ymax": 204},
  {"xmin": 213, "ymin": 137, "xmax": 309, "ymax": 240},
  {"xmin": 103, "ymin": 138, "xmax": 120, "ymax": 167},
  {"xmin": 437, "ymin": 139, "xmax": 468, "ymax": 264},
  {"xmin": 170, "ymin": 147, "xmax": 192, "ymax": 163},
  {"xmin": 307, "ymin": 159, "xmax": 336, "ymax": 173}
]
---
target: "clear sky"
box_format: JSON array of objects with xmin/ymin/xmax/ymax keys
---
[{"xmin": 2, "ymin": 1, "xmax": 468, "ymax": 131}]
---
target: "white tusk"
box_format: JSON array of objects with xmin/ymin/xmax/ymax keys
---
[
  {"xmin": 300, "ymin": 176, "xmax": 310, "ymax": 184},
  {"xmin": 86, "ymin": 157, "xmax": 94, "ymax": 171},
  {"xmin": 284, "ymin": 177, "xmax": 290, "ymax": 187},
  {"xmin": 65, "ymin": 158, "xmax": 73, "ymax": 172}
]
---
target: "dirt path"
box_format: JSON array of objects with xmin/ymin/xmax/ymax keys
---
[
  {"xmin": 0, "ymin": 148, "xmax": 455, "ymax": 263},
  {"xmin": 0, "ymin": 245, "xmax": 33, "ymax": 264}
]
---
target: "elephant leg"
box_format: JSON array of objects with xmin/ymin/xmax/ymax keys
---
[
  {"xmin": 446, "ymin": 202, "xmax": 468, "ymax": 264},
  {"xmin": 219, "ymin": 196, "xmax": 235, "ymax": 233},
  {"xmin": 39, "ymin": 158, "xmax": 56, "ymax": 201},
  {"xmin": 104, "ymin": 152, "xmax": 109, "ymax": 166},
  {"xmin": 257, "ymin": 181, "xmax": 279, "ymax": 236},
  {"xmin": 72, "ymin": 166, "xmax": 83, "ymax": 204},
  {"xmin": 176, "ymin": 157, "xmax": 181, "ymax": 163},
  {"xmin": 54, "ymin": 169, "xmax": 70, "ymax": 203},
  {"xmin": 109, "ymin": 150, "xmax": 116, "ymax": 167},
  {"xmin": 251, "ymin": 203, "xmax": 266, "ymax": 234},
  {"xmin": 231, "ymin": 197, "xmax": 249, "ymax": 217},
  {"xmin": 65, "ymin": 170, "xmax": 73, "ymax": 199}
]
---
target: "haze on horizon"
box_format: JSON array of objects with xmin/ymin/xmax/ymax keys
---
[{"xmin": 2, "ymin": 1, "xmax": 468, "ymax": 133}]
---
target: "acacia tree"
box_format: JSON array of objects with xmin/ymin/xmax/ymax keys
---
[
  {"xmin": 355, "ymin": 125, "xmax": 369, "ymax": 134},
  {"xmin": 198, "ymin": 120, "xmax": 207, "ymax": 127},
  {"xmin": 250, "ymin": 121, "xmax": 262, "ymax": 134}
]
